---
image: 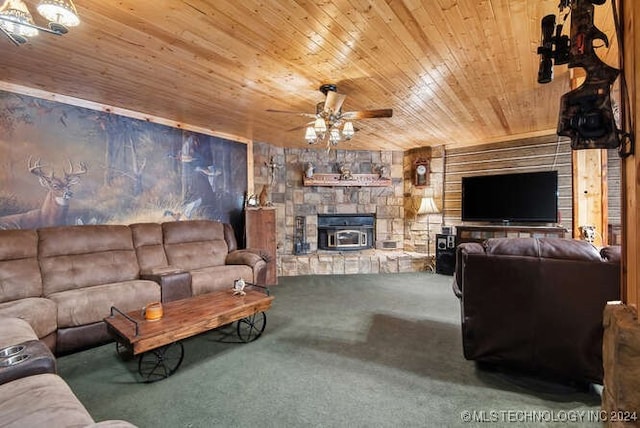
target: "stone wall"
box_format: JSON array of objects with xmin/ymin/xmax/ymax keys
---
[{"xmin": 252, "ymin": 142, "xmax": 430, "ymax": 276}]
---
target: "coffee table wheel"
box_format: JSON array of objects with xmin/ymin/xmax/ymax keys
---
[
  {"xmin": 115, "ymin": 341, "xmax": 134, "ymax": 361},
  {"xmin": 237, "ymin": 311, "xmax": 267, "ymax": 343},
  {"xmin": 138, "ymin": 341, "xmax": 184, "ymax": 383}
]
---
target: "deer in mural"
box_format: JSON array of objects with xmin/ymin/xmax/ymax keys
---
[{"xmin": 0, "ymin": 157, "xmax": 87, "ymax": 229}]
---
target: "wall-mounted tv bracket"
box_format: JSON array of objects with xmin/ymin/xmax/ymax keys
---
[{"xmin": 537, "ymin": 0, "xmax": 633, "ymax": 156}]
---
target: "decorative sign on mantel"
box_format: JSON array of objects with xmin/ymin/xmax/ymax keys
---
[{"xmin": 303, "ymin": 173, "xmax": 391, "ymax": 187}]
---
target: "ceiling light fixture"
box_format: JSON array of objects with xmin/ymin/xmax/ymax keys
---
[
  {"xmin": 305, "ymin": 118, "xmax": 355, "ymax": 148},
  {"xmin": 268, "ymin": 83, "xmax": 392, "ymax": 150},
  {"xmin": 0, "ymin": 0, "xmax": 79, "ymax": 45}
]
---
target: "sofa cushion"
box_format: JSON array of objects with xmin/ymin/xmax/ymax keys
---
[
  {"xmin": 163, "ymin": 220, "xmax": 228, "ymax": 270},
  {"xmin": 38, "ymin": 225, "xmax": 140, "ymax": 295},
  {"xmin": 600, "ymin": 245, "xmax": 621, "ymax": 262},
  {"xmin": 0, "ymin": 373, "xmax": 95, "ymax": 428},
  {"xmin": 0, "ymin": 298, "xmax": 57, "ymax": 339},
  {"xmin": 190, "ymin": 265, "xmax": 254, "ymax": 295},
  {"xmin": 130, "ymin": 222, "xmax": 169, "ymax": 272},
  {"xmin": 537, "ymin": 238, "xmax": 602, "ymax": 261},
  {"xmin": 48, "ymin": 280, "xmax": 160, "ymax": 328},
  {"xmin": 483, "ymin": 237, "xmax": 541, "ymax": 257},
  {"xmin": 0, "ymin": 229, "xmax": 42, "ymax": 302}
]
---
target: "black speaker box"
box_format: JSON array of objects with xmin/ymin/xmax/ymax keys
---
[{"xmin": 435, "ymin": 234, "xmax": 456, "ymax": 276}]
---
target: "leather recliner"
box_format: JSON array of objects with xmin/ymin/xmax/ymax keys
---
[{"xmin": 452, "ymin": 237, "xmax": 620, "ymax": 384}]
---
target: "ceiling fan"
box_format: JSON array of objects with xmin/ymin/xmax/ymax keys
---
[{"xmin": 267, "ymin": 84, "xmax": 393, "ymax": 148}]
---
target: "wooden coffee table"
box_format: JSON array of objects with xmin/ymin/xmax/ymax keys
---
[{"xmin": 104, "ymin": 285, "xmax": 273, "ymax": 382}]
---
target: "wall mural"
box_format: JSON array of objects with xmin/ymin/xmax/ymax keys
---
[{"xmin": 0, "ymin": 91, "xmax": 247, "ymax": 238}]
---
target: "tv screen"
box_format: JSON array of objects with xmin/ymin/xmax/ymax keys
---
[{"xmin": 461, "ymin": 171, "xmax": 558, "ymax": 223}]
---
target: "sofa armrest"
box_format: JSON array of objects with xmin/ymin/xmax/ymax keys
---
[
  {"xmin": 140, "ymin": 267, "xmax": 192, "ymax": 302},
  {"xmin": 453, "ymin": 242, "xmax": 485, "ymax": 298},
  {"xmin": 0, "ymin": 340, "xmax": 56, "ymax": 385},
  {"xmin": 601, "ymin": 245, "xmax": 621, "ymax": 263},
  {"xmin": 226, "ymin": 249, "xmax": 269, "ymax": 285},
  {"xmin": 226, "ymin": 249, "xmax": 266, "ymax": 267}
]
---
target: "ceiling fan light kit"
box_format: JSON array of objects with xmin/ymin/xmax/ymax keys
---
[
  {"xmin": 269, "ymin": 84, "xmax": 392, "ymax": 149},
  {"xmin": 0, "ymin": 0, "xmax": 79, "ymax": 45},
  {"xmin": 342, "ymin": 121, "xmax": 355, "ymax": 139}
]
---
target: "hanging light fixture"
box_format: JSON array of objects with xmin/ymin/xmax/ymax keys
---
[
  {"xmin": 0, "ymin": 0, "xmax": 80, "ymax": 45},
  {"xmin": 313, "ymin": 117, "xmax": 327, "ymax": 134},
  {"xmin": 342, "ymin": 121, "xmax": 355, "ymax": 139},
  {"xmin": 0, "ymin": 0, "xmax": 37, "ymax": 41},
  {"xmin": 37, "ymin": 0, "xmax": 80, "ymax": 31},
  {"xmin": 304, "ymin": 126, "xmax": 317, "ymax": 144},
  {"xmin": 329, "ymin": 128, "xmax": 341, "ymax": 145},
  {"xmin": 305, "ymin": 120, "xmax": 357, "ymax": 147}
]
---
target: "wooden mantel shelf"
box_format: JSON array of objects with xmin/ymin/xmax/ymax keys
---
[{"xmin": 303, "ymin": 173, "xmax": 391, "ymax": 187}]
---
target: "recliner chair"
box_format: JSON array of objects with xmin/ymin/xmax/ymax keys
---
[{"xmin": 452, "ymin": 237, "xmax": 620, "ymax": 384}]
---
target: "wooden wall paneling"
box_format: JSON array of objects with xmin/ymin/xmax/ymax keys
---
[
  {"xmin": 621, "ymin": 0, "xmax": 639, "ymax": 309},
  {"xmin": 572, "ymin": 149, "xmax": 607, "ymax": 247},
  {"xmin": 443, "ymin": 135, "xmax": 574, "ymax": 234},
  {"xmin": 608, "ymin": 149, "xmax": 622, "ymax": 227}
]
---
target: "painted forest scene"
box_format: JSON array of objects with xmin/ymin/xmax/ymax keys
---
[{"xmin": 0, "ymin": 91, "xmax": 247, "ymax": 235}]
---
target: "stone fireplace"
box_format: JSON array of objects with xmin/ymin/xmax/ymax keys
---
[
  {"xmin": 252, "ymin": 144, "xmax": 432, "ymax": 276},
  {"xmin": 317, "ymin": 214, "xmax": 375, "ymax": 251}
]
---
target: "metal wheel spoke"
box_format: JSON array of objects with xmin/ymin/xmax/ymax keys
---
[
  {"xmin": 138, "ymin": 341, "xmax": 184, "ymax": 382},
  {"xmin": 237, "ymin": 312, "xmax": 267, "ymax": 343}
]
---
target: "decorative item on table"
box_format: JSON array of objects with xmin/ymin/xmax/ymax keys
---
[
  {"xmin": 232, "ymin": 278, "xmax": 246, "ymax": 296},
  {"xmin": 579, "ymin": 225, "xmax": 596, "ymax": 243},
  {"xmin": 143, "ymin": 302, "xmax": 163, "ymax": 321},
  {"xmin": 258, "ymin": 184, "xmax": 271, "ymax": 207},
  {"xmin": 246, "ymin": 193, "xmax": 258, "ymax": 207}
]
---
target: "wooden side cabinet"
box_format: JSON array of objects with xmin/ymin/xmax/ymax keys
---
[{"xmin": 245, "ymin": 207, "xmax": 277, "ymax": 285}]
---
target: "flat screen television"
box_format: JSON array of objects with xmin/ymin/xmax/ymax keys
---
[{"xmin": 461, "ymin": 171, "xmax": 558, "ymax": 223}]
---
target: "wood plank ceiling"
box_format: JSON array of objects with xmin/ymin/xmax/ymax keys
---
[{"xmin": 0, "ymin": 0, "xmax": 619, "ymax": 151}]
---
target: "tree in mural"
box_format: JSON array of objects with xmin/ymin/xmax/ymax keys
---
[
  {"xmin": 0, "ymin": 93, "xmax": 36, "ymax": 188},
  {"xmin": 96, "ymin": 114, "xmax": 149, "ymax": 195}
]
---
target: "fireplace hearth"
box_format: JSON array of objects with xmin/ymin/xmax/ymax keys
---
[{"xmin": 317, "ymin": 214, "xmax": 375, "ymax": 251}]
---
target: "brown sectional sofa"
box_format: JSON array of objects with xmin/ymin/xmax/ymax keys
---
[
  {"xmin": 453, "ymin": 237, "xmax": 621, "ymax": 384},
  {"xmin": 133, "ymin": 220, "xmax": 268, "ymax": 297},
  {"xmin": 0, "ymin": 318, "xmax": 135, "ymax": 428},
  {"xmin": 0, "ymin": 219, "xmax": 267, "ymax": 355},
  {"xmin": 0, "ymin": 219, "xmax": 267, "ymax": 427}
]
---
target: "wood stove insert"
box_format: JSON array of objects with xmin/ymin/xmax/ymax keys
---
[{"xmin": 317, "ymin": 214, "xmax": 375, "ymax": 251}]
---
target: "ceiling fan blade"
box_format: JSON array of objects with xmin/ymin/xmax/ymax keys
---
[
  {"xmin": 342, "ymin": 109, "xmax": 393, "ymax": 120},
  {"xmin": 267, "ymin": 109, "xmax": 316, "ymax": 118},
  {"xmin": 324, "ymin": 91, "xmax": 347, "ymax": 114}
]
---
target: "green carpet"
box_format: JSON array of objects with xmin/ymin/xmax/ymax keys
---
[{"xmin": 57, "ymin": 273, "xmax": 601, "ymax": 427}]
